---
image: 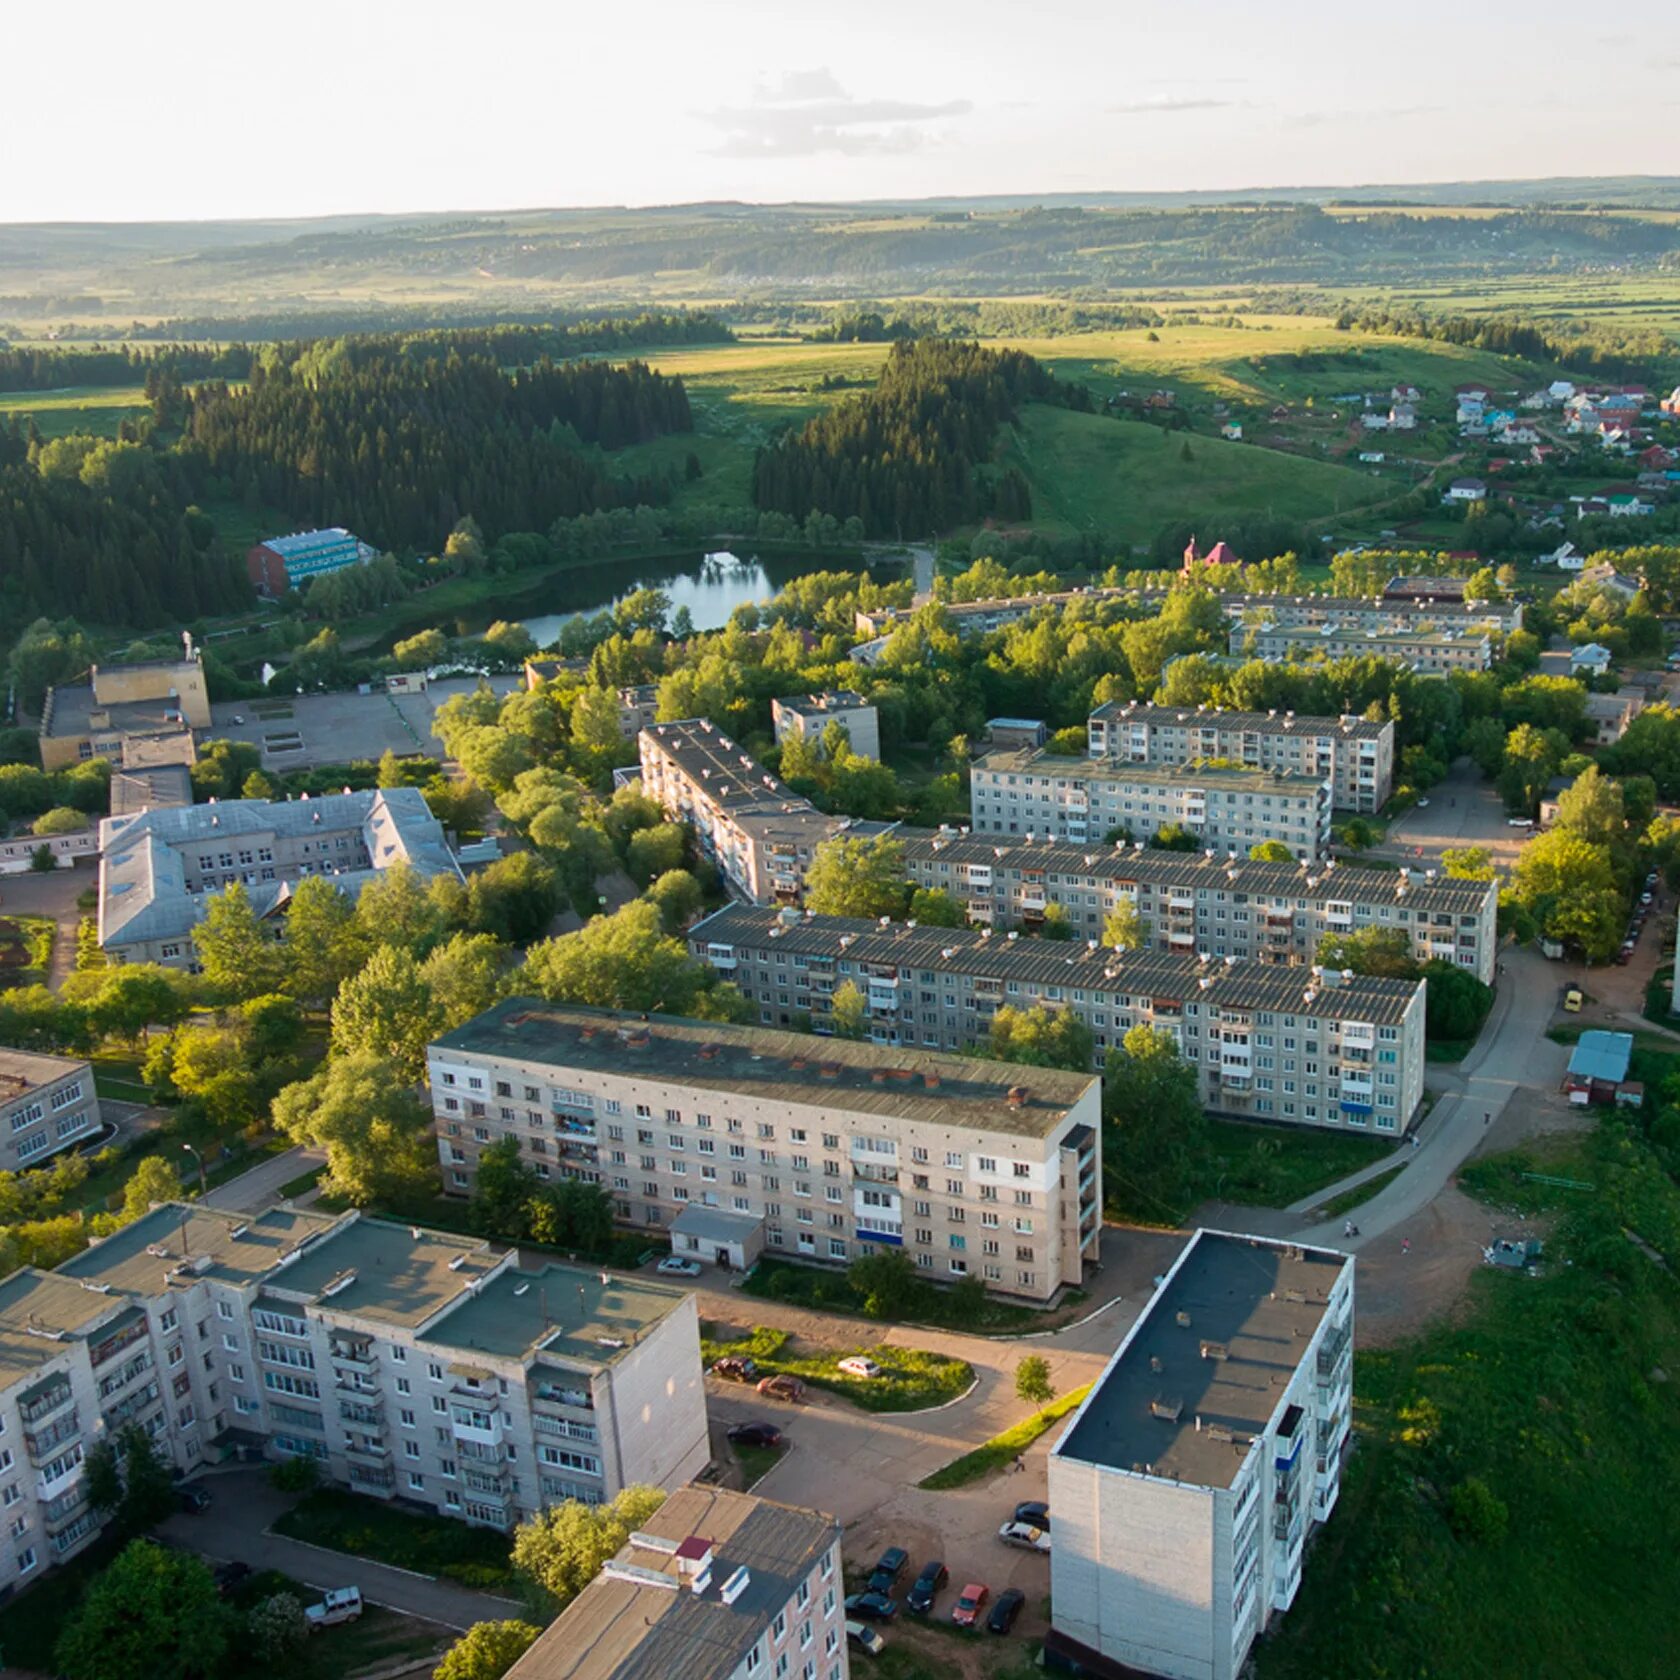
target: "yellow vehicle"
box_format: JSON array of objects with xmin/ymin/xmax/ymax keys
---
[{"xmin": 1563, "ymin": 986, "xmax": 1583, "ymax": 1013}]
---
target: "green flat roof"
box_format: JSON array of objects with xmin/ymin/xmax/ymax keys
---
[
  {"xmin": 57, "ymin": 1203, "xmax": 339, "ymax": 1294},
  {"xmin": 0, "ymin": 1269, "xmax": 124, "ymax": 1385}
]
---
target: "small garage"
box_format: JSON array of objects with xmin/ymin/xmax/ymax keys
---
[{"xmin": 669, "ymin": 1205, "xmax": 766, "ymax": 1271}]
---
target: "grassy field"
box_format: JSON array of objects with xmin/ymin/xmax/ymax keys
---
[
  {"xmin": 0, "ymin": 382, "xmax": 151, "ymax": 438},
  {"xmin": 741, "ymin": 1254, "xmax": 1044, "ymax": 1334},
  {"xmin": 1198, "ymin": 1117, "xmax": 1395, "ymax": 1209},
  {"xmin": 699, "ymin": 1324, "xmax": 973, "ymax": 1413},
  {"xmin": 1005, "ymin": 404, "xmax": 1390, "ymax": 544},
  {"xmin": 273, "ymin": 1488, "xmax": 514, "ymax": 1585},
  {"xmin": 917, "ymin": 1383, "xmax": 1093, "ymax": 1490}
]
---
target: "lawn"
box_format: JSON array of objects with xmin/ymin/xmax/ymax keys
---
[
  {"xmin": 225, "ymin": 1568, "xmax": 450, "ymax": 1679},
  {"xmin": 1198, "ymin": 1118, "xmax": 1394, "ymax": 1208},
  {"xmin": 917, "ymin": 1382, "xmax": 1093, "ymax": 1490},
  {"xmin": 741, "ymin": 1254, "xmax": 1044, "ymax": 1335},
  {"xmin": 732, "ymin": 1438, "xmax": 785, "ymax": 1489},
  {"xmin": 1004, "ymin": 404, "xmax": 1390, "ymax": 547},
  {"xmin": 272, "ymin": 1487, "xmax": 514, "ymax": 1585},
  {"xmin": 1317, "ymin": 1163, "xmax": 1410, "ymax": 1222},
  {"xmin": 0, "ymin": 382, "xmax": 150, "ymax": 438},
  {"xmin": 700, "ymin": 1324, "xmax": 973, "ymax": 1414}
]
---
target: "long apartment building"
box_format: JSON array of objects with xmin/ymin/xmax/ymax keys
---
[
  {"xmin": 428, "ymin": 999, "xmax": 1102, "ymax": 1303},
  {"xmin": 895, "ymin": 831, "xmax": 1497, "ymax": 982},
  {"xmin": 638, "ymin": 719, "xmax": 892, "ymax": 904},
  {"xmin": 1086, "ymin": 702, "xmax": 1394, "ymax": 813},
  {"xmin": 692, "ymin": 906, "xmax": 1427, "ymax": 1135},
  {"xmin": 0, "ymin": 1050, "xmax": 101, "ymax": 1173},
  {"xmin": 0, "ymin": 1202, "xmax": 706, "ymax": 1587},
  {"xmin": 970, "ymin": 749, "xmax": 1332, "ymax": 862},
  {"xmin": 1049, "ymin": 1230, "xmax": 1354, "ymax": 1680},
  {"xmin": 1234, "ymin": 620, "xmax": 1494, "ymax": 673},
  {"xmin": 505, "ymin": 1483, "xmax": 849, "ymax": 1680}
]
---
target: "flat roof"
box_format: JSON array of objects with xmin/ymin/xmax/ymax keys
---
[
  {"xmin": 505, "ymin": 1484, "xmax": 837, "ymax": 1680},
  {"xmin": 692, "ymin": 906, "xmax": 1425, "ymax": 1027},
  {"xmin": 57, "ymin": 1203, "xmax": 340, "ymax": 1295},
  {"xmin": 44, "ymin": 686, "xmax": 192, "ymax": 740},
  {"xmin": 433, "ymin": 998, "xmax": 1097, "ymax": 1140},
  {"xmin": 0, "ymin": 1048, "xmax": 90, "ymax": 1098},
  {"xmin": 1247, "ymin": 624, "xmax": 1490, "ymax": 649},
  {"xmin": 424, "ymin": 1262, "xmax": 690, "ymax": 1366},
  {"xmin": 1056, "ymin": 1230, "xmax": 1349, "ymax": 1490},
  {"xmin": 259, "ymin": 1216, "xmax": 499, "ymax": 1330},
  {"xmin": 1088, "ymin": 702, "xmax": 1390, "ymax": 742},
  {"xmin": 971, "ymin": 749, "xmax": 1326, "ymax": 794},
  {"xmin": 0, "ymin": 1269, "xmax": 131, "ymax": 1386},
  {"xmin": 773, "ymin": 691, "xmax": 870, "ymax": 717},
  {"xmin": 1567, "ymin": 1030, "xmax": 1632, "ymax": 1084}
]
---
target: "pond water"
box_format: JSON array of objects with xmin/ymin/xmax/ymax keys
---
[{"xmin": 461, "ymin": 549, "xmax": 883, "ymax": 647}]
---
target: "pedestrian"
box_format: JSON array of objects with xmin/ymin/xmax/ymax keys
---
[
  {"xmin": 1014, "ymin": 1455, "xmax": 1024, "ymax": 1474},
  {"xmin": 1484, "ymin": 1110, "xmax": 1491, "ymax": 1126},
  {"xmin": 1402, "ymin": 1238, "xmax": 1411, "ymax": 1255}
]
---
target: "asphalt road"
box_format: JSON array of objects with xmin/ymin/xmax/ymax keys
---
[
  {"xmin": 201, "ymin": 1144, "xmax": 324, "ymax": 1211},
  {"xmin": 1371, "ymin": 762, "xmax": 1527, "ymax": 868}
]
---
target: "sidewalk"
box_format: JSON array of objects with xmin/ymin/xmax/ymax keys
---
[
  {"xmin": 153, "ymin": 1467, "xmax": 523, "ymax": 1631},
  {"xmin": 201, "ymin": 1144, "xmax": 324, "ymax": 1211}
]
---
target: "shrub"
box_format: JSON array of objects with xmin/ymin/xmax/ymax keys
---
[
  {"xmin": 269, "ymin": 1455, "xmax": 320, "ymax": 1494},
  {"xmin": 1448, "ymin": 1475, "xmax": 1510, "ymax": 1546}
]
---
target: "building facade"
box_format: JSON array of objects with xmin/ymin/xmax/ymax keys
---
[
  {"xmin": 638, "ymin": 720, "xmax": 890, "ymax": 904},
  {"xmin": 0, "ymin": 1050, "xmax": 100, "ymax": 1172},
  {"xmin": 772, "ymin": 692, "xmax": 881, "ymax": 761},
  {"xmin": 1086, "ymin": 702, "xmax": 1394, "ymax": 813},
  {"xmin": 97, "ymin": 786, "xmax": 464, "ymax": 966},
  {"xmin": 39, "ymin": 640, "xmax": 209, "ymax": 771},
  {"xmin": 1235, "ymin": 621, "xmax": 1493, "ymax": 673},
  {"xmin": 970, "ymin": 749, "xmax": 1332, "ymax": 862},
  {"xmin": 691, "ymin": 907, "xmax": 1428, "ymax": 1135},
  {"xmin": 1049, "ymin": 1230, "xmax": 1354, "ymax": 1680},
  {"xmin": 246, "ymin": 528, "xmax": 374, "ymax": 596},
  {"xmin": 428, "ymin": 1000, "xmax": 1103, "ymax": 1302},
  {"xmin": 894, "ymin": 832, "xmax": 1497, "ymax": 982},
  {"xmin": 504, "ymin": 1484, "xmax": 849, "ymax": 1680},
  {"xmin": 0, "ymin": 1202, "xmax": 707, "ymax": 1588}
]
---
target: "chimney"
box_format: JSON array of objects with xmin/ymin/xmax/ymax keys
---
[
  {"xmin": 1006, "ymin": 1085, "xmax": 1028, "ymax": 1109},
  {"xmin": 923, "ymin": 1072, "xmax": 940, "ymax": 1090}
]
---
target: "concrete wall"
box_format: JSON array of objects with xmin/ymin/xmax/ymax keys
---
[{"xmin": 596, "ymin": 1293, "xmax": 710, "ymax": 1494}]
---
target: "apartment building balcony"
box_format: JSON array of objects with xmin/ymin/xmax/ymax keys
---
[
  {"xmin": 335, "ymin": 1370, "xmax": 380, "ymax": 1397},
  {"xmin": 852, "ymin": 1162, "xmax": 900, "ymax": 1186},
  {"xmin": 452, "ymin": 1410, "xmax": 506, "ymax": 1447},
  {"xmin": 532, "ymin": 1411, "xmax": 599, "ymax": 1443},
  {"xmin": 464, "ymin": 1463, "xmax": 512, "ymax": 1497},
  {"xmin": 102, "ymin": 1381, "xmax": 163, "ymax": 1433},
  {"xmin": 18, "ymin": 1376, "xmax": 75, "ymax": 1428},
  {"xmin": 555, "ymin": 1114, "xmax": 597, "ymax": 1141},
  {"xmin": 1316, "ymin": 1322, "xmax": 1352, "ymax": 1384},
  {"xmin": 345, "ymin": 1438, "xmax": 391, "ymax": 1463},
  {"xmin": 533, "ymin": 1378, "xmax": 594, "ymax": 1413},
  {"xmin": 339, "ymin": 1397, "xmax": 386, "ymax": 1427},
  {"xmin": 36, "ymin": 1457, "xmax": 84, "ymax": 1503},
  {"xmin": 348, "ymin": 1462, "xmax": 397, "ymax": 1491},
  {"xmin": 329, "ymin": 1337, "xmax": 378, "ymax": 1371},
  {"xmin": 96, "ymin": 1349, "xmax": 154, "ymax": 1402},
  {"xmin": 703, "ymin": 943, "xmax": 738, "ymax": 971},
  {"xmin": 25, "ymin": 1409, "xmax": 82, "ymax": 1464}
]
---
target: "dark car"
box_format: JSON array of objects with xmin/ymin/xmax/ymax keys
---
[
  {"xmin": 177, "ymin": 1485, "xmax": 212, "ymax": 1514},
  {"xmin": 906, "ymin": 1559, "xmax": 948, "ymax": 1613},
  {"xmin": 1013, "ymin": 1500, "xmax": 1050, "ymax": 1530},
  {"xmin": 711, "ymin": 1356, "xmax": 759, "ymax": 1382},
  {"xmin": 726, "ymin": 1422, "xmax": 783, "ymax": 1448},
  {"xmin": 845, "ymin": 1591, "xmax": 899, "ymax": 1623},
  {"xmin": 866, "ymin": 1546, "xmax": 909, "ymax": 1595},
  {"xmin": 214, "ymin": 1560, "xmax": 254, "ymax": 1597},
  {"xmin": 987, "ymin": 1588, "xmax": 1026, "ymax": 1635}
]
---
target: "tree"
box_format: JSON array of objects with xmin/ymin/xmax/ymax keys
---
[
  {"xmin": 513, "ymin": 1486, "xmax": 668, "ymax": 1610},
  {"xmin": 272, "ymin": 1053, "xmax": 435, "ymax": 1204},
  {"xmin": 435, "ymin": 1621, "xmax": 545, "ymax": 1680},
  {"xmin": 829, "ymin": 979, "xmax": 869, "ymax": 1040},
  {"xmin": 72, "ymin": 965, "xmax": 190, "ymax": 1044},
  {"xmin": 1102, "ymin": 900, "xmax": 1147, "ymax": 951},
  {"xmin": 803, "ymin": 836, "xmax": 910, "ymax": 919},
  {"xmin": 246, "ymin": 1593, "xmax": 310, "ymax": 1666},
  {"xmin": 1509, "ymin": 828, "xmax": 1624, "ymax": 963},
  {"xmin": 983, "ymin": 1005, "xmax": 1094, "ymax": 1071},
  {"xmin": 330, "ymin": 945, "xmax": 441, "ymax": 1081},
  {"xmin": 1551, "ymin": 763, "xmax": 1625, "ymax": 850},
  {"xmin": 849, "ymin": 1249, "xmax": 924, "ymax": 1319},
  {"xmin": 522, "ymin": 899, "xmax": 725, "ymax": 1017},
  {"xmin": 626, "ymin": 822, "xmax": 688, "ymax": 887},
  {"xmin": 122, "ymin": 1154, "xmax": 185, "ymax": 1222},
  {"xmin": 1497, "ymin": 723, "xmax": 1558, "ymax": 815},
  {"xmin": 1441, "ymin": 846, "xmax": 1496, "ymax": 880},
  {"xmin": 647, "ymin": 868, "xmax": 704, "ymax": 932},
  {"xmin": 471, "ymin": 1137, "xmax": 541, "ymax": 1241},
  {"xmin": 353, "ymin": 860, "xmax": 446, "ymax": 956},
  {"xmin": 192, "ymin": 882, "xmax": 282, "ymax": 1000},
  {"xmin": 32, "ymin": 804, "xmax": 87, "ymax": 836},
  {"xmin": 907, "ymin": 886, "xmax": 967, "ymax": 928},
  {"xmin": 1422, "ymin": 960, "xmax": 1494, "ymax": 1042},
  {"xmin": 1151, "ymin": 823, "xmax": 1199, "ymax": 852},
  {"xmin": 54, "ymin": 1539, "xmax": 232, "ymax": 1680},
  {"xmin": 1015, "ymin": 1354, "xmax": 1055, "ymax": 1413},
  {"xmin": 1103, "ymin": 1026, "xmax": 1208, "ymax": 1224},
  {"xmin": 392, "ymin": 627, "xmax": 448, "ymax": 667},
  {"xmin": 1314, "ymin": 925, "xmax": 1421, "ymax": 980},
  {"xmin": 1248, "ymin": 840, "xmax": 1293, "ymax": 862},
  {"xmin": 84, "ymin": 1422, "xmax": 174, "ymax": 1534},
  {"xmin": 280, "ymin": 873, "xmax": 368, "ymax": 1003},
  {"xmin": 421, "ymin": 933, "xmax": 509, "ymax": 1030},
  {"xmin": 1041, "ymin": 902, "xmax": 1074, "ymax": 941}
]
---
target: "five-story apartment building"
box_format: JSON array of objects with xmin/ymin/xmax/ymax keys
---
[{"xmin": 0, "ymin": 1050, "xmax": 101, "ymax": 1173}]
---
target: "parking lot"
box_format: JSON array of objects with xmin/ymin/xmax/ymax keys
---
[
  {"xmin": 208, "ymin": 676, "xmax": 521, "ymax": 770},
  {"xmin": 1372, "ymin": 763, "xmax": 1529, "ymax": 867}
]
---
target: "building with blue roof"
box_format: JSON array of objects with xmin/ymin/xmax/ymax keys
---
[{"xmin": 247, "ymin": 527, "xmax": 374, "ymax": 595}]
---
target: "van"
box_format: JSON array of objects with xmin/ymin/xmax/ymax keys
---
[{"xmin": 305, "ymin": 1587, "xmax": 364, "ymax": 1629}]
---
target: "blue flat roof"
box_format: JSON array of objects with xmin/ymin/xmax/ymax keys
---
[{"xmin": 1568, "ymin": 1030, "xmax": 1632, "ymax": 1084}]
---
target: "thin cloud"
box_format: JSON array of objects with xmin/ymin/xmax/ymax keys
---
[
  {"xmin": 1107, "ymin": 97, "xmax": 1242, "ymax": 115},
  {"xmin": 1287, "ymin": 103, "xmax": 1441, "ymax": 128},
  {"xmin": 700, "ymin": 69, "xmax": 972, "ymax": 158}
]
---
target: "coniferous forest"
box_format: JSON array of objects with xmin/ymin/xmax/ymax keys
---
[{"xmin": 751, "ymin": 339, "xmax": 1088, "ymax": 537}]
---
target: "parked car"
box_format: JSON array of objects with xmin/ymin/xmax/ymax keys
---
[
  {"xmin": 711, "ymin": 1355, "xmax": 759, "ymax": 1382},
  {"xmin": 844, "ymin": 1591, "xmax": 898, "ymax": 1623},
  {"xmin": 846, "ymin": 1621, "xmax": 886, "ymax": 1657},
  {"xmin": 756, "ymin": 1373, "xmax": 806, "ymax": 1402},
  {"xmin": 998, "ymin": 1520, "xmax": 1051, "ymax": 1554},
  {"xmin": 1563, "ymin": 986, "xmax": 1583, "ymax": 1013},
  {"xmin": 1616, "ymin": 946, "xmax": 1632, "ymax": 965},
  {"xmin": 1507, "ymin": 817, "xmax": 1534, "ymax": 829},
  {"xmin": 987, "ymin": 1587, "xmax": 1026, "ymax": 1634},
  {"xmin": 177, "ymin": 1484, "xmax": 212, "ymax": 1514},
  {"xmin": 657, "ymin": 1256, "xmax": 702, "ymax": 1277},
  {"xmin": 1415, "ymin": 797, "xmax": 1430, "ymax": 808},
  {"xmin": 1642, "ymin": 892, "xmax": 1655, "ymax": 907},
  {"xmin": 951, "ymin": 1583, "xmax": 990, "ymax": 1628},
  {"xmin": 726, "ymin": 1422, "xmax": 783, "ymax": 1447},
  {"xmin": 906, "ymin": 1559, "xmax": 948, "ymax": 1613},
  {"xmin": 214, "ymin": 1560, "xmax": 253, "ymax": 1598},
  {"xmin": 305, "ymin": 1587, "xmax": 364, "ymax": 1630},
  {"xmin": 1013, "ymin": 1500, "xmax": 1050, "ymax": 1530},
  {"xmin": 867, "ymin": 1547, "xmax": 909, "ymax": 1595},
  {"xmin": 837, "ymin": 1356, "xmax": 882, "ymax": 1379}
]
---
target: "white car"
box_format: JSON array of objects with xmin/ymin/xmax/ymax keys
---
[
  {"xmin": 657, "ymin": 1256, "xmax": 702, "ymax": 1277},
  {"xmin": 997, "ymin": 1520, "xmax": 1052, "ymax": 1554},
  {"xmin": 305, "ymin": 1586, "xmax": 363, "ymax": 1629},
  {"xmin": 846, "ymin": 1621, "xmax": 887, "ymax": 1657},
  {"xmin": 1506, "ymin": 818, "xmax": 1534, "ymax": 829},
  {"xmin": 1415, "ymin": 798, "xmax": 1430, "ymax": 808},
  {"xmin": 837, "ymin": 1356, "xmax": 883, "ymax": 1379}
]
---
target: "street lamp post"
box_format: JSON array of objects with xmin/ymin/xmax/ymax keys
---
[{"xmin": 181, "ymin": 1143, "xmax": 207, "ymax": 1197}]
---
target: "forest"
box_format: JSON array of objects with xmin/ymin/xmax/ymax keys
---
[{"xmin": 751, "ymin": 339, "xmax": 1085, "ymax": 536}]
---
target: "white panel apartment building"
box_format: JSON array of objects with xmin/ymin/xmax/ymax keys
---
[
  {"xmin": 1086, "ymin": 702, "xmax": 1394, "ymax": 813},
  {"xmin": 0, "ymin": 1202, "xmax": 707, "ymax": 1587},
  {"xmin": 639, "ymin": 719, "xmax": 891, "ymax": 905},
  {"xmin": 895, "ymin": 832, "xmax": 1498, "ymax": 983},
  {"xmin": 428, "ymin": 999, "xmax": 1102, "ymax": 1302},
  {"xmin": 970, "ymin": 749, "xmax": 1332, "ymax": 862},
  {"xmin": 772, "ymin": 692, "xmax": 881, "ymax": 761},
  {"xmin": 0, "ymin": 1050, "xmax": 101, "ymax": 1173},
  {"xmin": 505, "ymin": 1484, "xmax": 849, "ymax": 1680},
  {"xmin": 692, "ymin": 907, "xmax": 1428, "ymax": 1135},
  {"xmin": 1049, "ymin": 1230, "xmax": 1354, "ymax": 1680}
]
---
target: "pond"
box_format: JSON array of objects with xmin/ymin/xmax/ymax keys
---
[{"xmin": 462, "ymin": 549, "xmax": 886, "ymax": 646}]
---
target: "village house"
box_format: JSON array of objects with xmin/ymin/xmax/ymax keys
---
[{"xmin": 1446, "ymin": 478, "xmax": 1487, "ymax": 503}]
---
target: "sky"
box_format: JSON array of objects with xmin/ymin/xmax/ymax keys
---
[{"xmin": 4, "ymin": 0, "xmax": 1677, "ymax": 222}]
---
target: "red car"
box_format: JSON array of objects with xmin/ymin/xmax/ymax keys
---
[{"xmin": 952, "ymin": 1583, "xmax": 989, "ymax": 1627}]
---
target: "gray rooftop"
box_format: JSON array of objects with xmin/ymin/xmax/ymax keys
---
[
  {"xmin": 1088, "ymin": 701, "xmax": 1391, "ymax": 742},
  {"xmin": 0, "ymin": 1048, "xmax": 91, "ymax": 1100},
  {"xmin": 1056, "ymin": 1230, "xmax": 1348, "ymax": 1489},
  {"xmin": 773, "ymin": 690, "xmax": 870, "ymax": 717},
  {"xmin": 505, "ymin": 1484, "xmax": 838, "ymax": 1680},
  {"xmin": 692, "ymin": 905, "xmax": 1424, "ymax": 1027},
  {"xmin": 433, "ymin": 997, "xmax": 1097, "ymax": 1139},
  {"xmin": 972, "ymin": 748, "xmax": 1326, "ymax": 794},
  {"xmin": 258, "ymin": 527, "xmax": 357, "ymax": 556},
  {"xmin": 0, "ymin": 1269, "xmax": 130, "ymax": 1385}
]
